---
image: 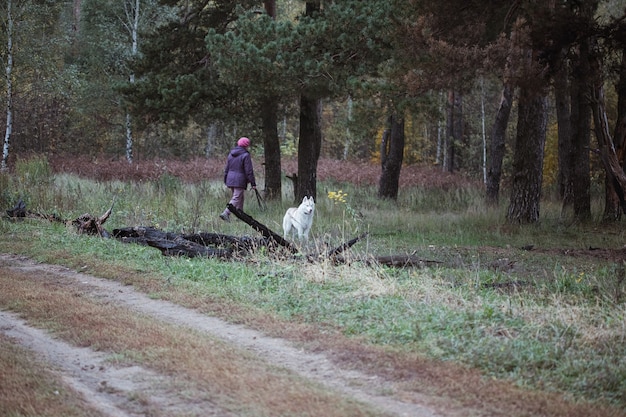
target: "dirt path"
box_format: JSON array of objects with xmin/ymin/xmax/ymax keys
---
[{"xmin": 0, "ymin": 253, "xmax": 439, "ymax": 417}]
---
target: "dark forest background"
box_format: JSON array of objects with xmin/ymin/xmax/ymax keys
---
[{"xmin": 1, "ymin": 0, "xmax": 626, "ymax": 221}]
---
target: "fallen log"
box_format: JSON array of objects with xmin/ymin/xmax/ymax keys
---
[
  {"xmin": 6, "ymin": 199, "xmax": 64, "ymax": 223},
  {"xmin": 227, "ymin": 203, "xmax": 299, "ymax": 254},
  {"xmin": 5, "ymin": 201, "xmax": 443, "ymax": 267},
  {"xmin": 6, "ymin": 199, "xmax": 27, "ymax": 217},
  {"xmin": 327, "ymin": 253, "xmax": 443, "ymax": 268},
  {"xmin": 112, "ymin": 226, "xmax": 264, "ymax": 258},
  {"xmin": 6, "ymin": 199, "xmax": 109, "ymax": 236},
  {"xmin": 182, "ymin": 232, "xmax": 265, "ymax": 253},
  {"xmin": 6, "ymin": 200, "xmax": 120, "ymax": 240},
  {"xmin": 112, "ymin": 226, "xmax": 181, "ymax": 244},
  {"xmin": 370, "ymin": 254, "xmax": 443, "ymax": 268},
  {"xmin": 327, "ymin": 233, "xmax": 368, "ymax": 258},
  {"xmin": 149, "ymin": 236, "xmax": 233, "ymax": 258}
]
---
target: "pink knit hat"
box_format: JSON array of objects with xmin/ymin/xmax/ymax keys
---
[{"xmin": 237, "ymin": 137, "xmax": 250, "ymax": 147}]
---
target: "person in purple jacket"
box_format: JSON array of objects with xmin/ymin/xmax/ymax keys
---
[{"xmin": 219, "ymin": 137, "xmax": 257, "ymax": 222}]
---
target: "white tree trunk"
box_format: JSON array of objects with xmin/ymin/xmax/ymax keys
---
[
  {"xmin": 281, "ymin": 115, "xmax": 287, "ymax": 142},
  {"xmin": 205, "ymin": 123, "xmax": 217, "ymax": 158},
  {"xmin": 124, "ymin": 0, "xmax": 140, "ymax": 163},
  {"xmin": 435, "ymin": 91, "xmax": 443, "ymax": 166},
  {"xmin": 481, "ymin": 77, "xmax": 487, "ymax": 184},
  {"xmin": 125, "ymin": 112, "xmax": 133, "ymax": 162},
  {"xmin": 1, "ymin": 0, "xmax": 13, "ymax": 171},
  {"xmin": 73, "ymin": 0, "xmax": 81, "ymax": 32},
  {"xmin": 342, "ymin": 96, "xmax": 352, "ymax": 160}
]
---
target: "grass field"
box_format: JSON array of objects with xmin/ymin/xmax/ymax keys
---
[{"xmin": 1, "ymin": 155, "xmax": 625, "ymax": 413}]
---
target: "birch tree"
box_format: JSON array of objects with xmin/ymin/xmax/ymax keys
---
[
  {"xmin": 1, "ymin": 0, "xmax": 14, "ymax": 171},
  {"xmin": 80, "ymin": 0, "xmax": 168, "ymax": 160},
  {"xmin": 123, "ymin": 0, "xmax": 140, "ymax": 163}
]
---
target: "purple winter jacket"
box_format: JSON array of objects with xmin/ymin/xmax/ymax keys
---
[{"xmin": 224, "ymin": 146, "xmax": 256, "ymax": 189}]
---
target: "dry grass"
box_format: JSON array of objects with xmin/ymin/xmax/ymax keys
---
[
  {"xmin": 3, "ymin": 155, "xmax": 625, "ymax": 416},
  {"xmin": 22, "ymin": 252, "xmax": 620, "ymax": 417},
  {"xmin": 0, "ymin": 334, "xmax": 105, "ymax": 417},
  {"xmin": 0, "ymin": 268, "xmax": 386, "ymax": 417},
  {"xmin": 46, "ymin": 154, "xmax": 479, "ymax": 189}
]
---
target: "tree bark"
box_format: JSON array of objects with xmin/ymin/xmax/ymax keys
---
[
  {"xmin": 556, "ymin": 0, "xmax": 595, "ymax": 220},
  {"xmin": 296, "ymin": 94, "xmax": 322, "ymax": 202},
  {"xmin": 592, "ymin": 86, "xmax": 626, "ymax": 211},
  {"xmin": 1, "ymin": 0, "xmax": 13, "ymax": 172},
  {"xmin": 554, "ymin": 51, "xmax": 572, "ymax": 203},
  {"xmin": 294, "ymin": 2, "xmax": 323, "ymax": 203},
  {"xmin": 113, "ymin": 227, "xmax": 253, "ymax": 258},
  {"xmin": 506, "ymin": 86, "xmax": 548, "ymax": 224},
  {"xmin": 204, "ymin": 123, "xmax": 218, "ymax": 158},
  {"xmin": 444, "ymin": 89, "xmax": 462, "ymax": 172},
  {"xmin": 73, "ymin": 0, "xmax": 81, "ymax": 33},
  {"xmin": 590, "ymin": 44, "xmax": 626, "ymax": 217},
  {"xmin": 124, "ymin": 0, "xmax": 140, "ymax": 164},
  {"xmin": 480, "ymin": 78, "xmax": 487, "ymax": 184},
  {"xmin": 485, "ymin": 83, "xmax": 513, "ymax": 206},
  {"xmin": 378, "ymin": 113, "xmax": 405, "ymax": 200},
  {"xmin": 569, "ymin": 40, "xmax": 592, "ymax": 220},
  {"xmin": 261, "ymin": 97, "xmax": 282, "ymax": 200},
  {"xmin": 263, "ymin": 0, "xmax": 276, "ymax": 17},
  {"xmin": 603, "ymin": 47, "xmax": 626, "ymax": 220},
  {"xmin": 259, "ymin": 1, "xmax": 281, "ymax": 201}
]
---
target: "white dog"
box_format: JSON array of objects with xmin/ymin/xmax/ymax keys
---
[{"xmin": 283, "ymin": 196, "xmax": 315, "ymax": 241}]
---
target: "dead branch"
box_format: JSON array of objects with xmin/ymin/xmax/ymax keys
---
[
  {"xmin": 6, "ymin": 199, "xmax": 64, "ymax": 223},
  {"xmin": 327, "ymin": 233, "xmax": 368, "ymax": 258},
  {"xmin": 72, "ymin": 213, "xmax": 110, "ymax": 238},
  {"xmin": 98, "ymin": 200, "xmax": 115, "ymax": 225},
  {"xmin": 369, "ymin": 254, "xmax": 443, "ymax": 268},
  {"xmin": 227, "ymin": 204, "xmax": 299, "ymax": 254}
]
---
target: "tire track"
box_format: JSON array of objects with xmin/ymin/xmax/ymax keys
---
[{"xmin": 0, "ymin": 253, "xmax": 438, "ymax": 417}]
